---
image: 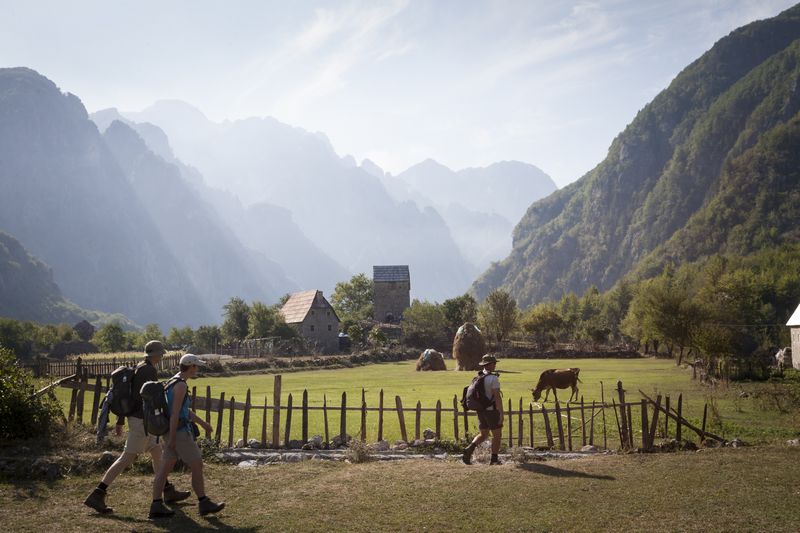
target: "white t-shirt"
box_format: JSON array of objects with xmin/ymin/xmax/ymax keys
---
[{"xmin": 482, "ymin": 371, "xmax": 500, "ymax": 402}]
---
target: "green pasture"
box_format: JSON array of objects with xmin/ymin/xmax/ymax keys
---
[{"xmin": 54, "ymin": 358, "xmax": 800, "ymax": 446}]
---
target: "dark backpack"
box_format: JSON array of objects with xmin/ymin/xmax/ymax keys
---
[
  {"xmin": 461, "ymin": 372, "xmax": 495, "ymax": 411},
  {"xmin": 139, "ymin": 377, "xmax": 183, "ymax": 437},
  {"xmin": 109, "ymin": 365, "xmax": 137, "ymax": 417}
]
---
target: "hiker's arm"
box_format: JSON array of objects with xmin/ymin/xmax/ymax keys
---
[
  {"xmin": 189, "ymin": 409, "xmax": 212, "ymax": 433},
  {"xmin": 494, "ymin": 388, "xmax": 503, "ymax": 416},
  {"xmin": 168, "ymin": 382, "xmax": 186, "ymax": 449}
]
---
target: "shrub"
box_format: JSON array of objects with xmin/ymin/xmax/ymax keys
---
[
  {"xmin": 0, "ymin": 347, "xmax": 61, "ymax": 441},
  {"xmin": 345, "ymin": 439, "xmax": 372, "ymax": 463}
]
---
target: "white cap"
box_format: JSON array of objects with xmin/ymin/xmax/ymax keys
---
[{"xmin": 180, "ymin": 353, "xmax": 206, "ymax": 366}]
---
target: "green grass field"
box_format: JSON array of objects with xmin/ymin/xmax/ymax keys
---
[{"xmin": 56, "ymin": 358, "xmax": 800, "ymax": 446}]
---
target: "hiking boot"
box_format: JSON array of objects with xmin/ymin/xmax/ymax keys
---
[
  {"xmin": 164, "ymin": 483, "xmax": 191, "ymax": 503},
  {"xmin": 84, "ymin": 488, "xmax": 113, "ymax": 514},
  {"xmin": 198, "ymin": 498, "xmax": 225, "ymax": 516},
  {"xmin": 462, "ymin": 449, "xmax": 473, "ymax": 465},
  {"xmin": 148, "ymin": 500, "xmax": 175, "ymax": 519},
  {"xmin": 490, "ymin": 458, "xmax": 503, "ymax": 465}
]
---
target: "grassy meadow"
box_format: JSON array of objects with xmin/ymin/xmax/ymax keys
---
[{"xmin": 55, "ymin": 358, "xmax": 800, "ymax": 446}]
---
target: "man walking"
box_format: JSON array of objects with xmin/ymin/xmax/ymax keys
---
[
  {"xmin": 84, "ymin": 340, "xmax": 190, "ymax": 513},
  {"xmin": 149, "ymin": 353, "xmax": 224, "ymax": 519},
  {"xmin": 462, "ymin": 354, "xmax": 504, "ymax": 465}
]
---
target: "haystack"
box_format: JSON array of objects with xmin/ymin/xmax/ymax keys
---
[
  {"xmin": 416, "ymin": 349, "xmax": 446, "ymax": 371},
  {"xmin": 453, "ymin": 322, "xmax": 486, "ymax": 371}
]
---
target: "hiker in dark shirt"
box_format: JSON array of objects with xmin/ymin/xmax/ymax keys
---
[{"xmin": 84, "ymin": 341, "xmax": 190, "ymax": 514}]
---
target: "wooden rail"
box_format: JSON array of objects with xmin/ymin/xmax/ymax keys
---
[{"xmin": 57, "ymin": 377, "xmax": 713, "ymax": 451}]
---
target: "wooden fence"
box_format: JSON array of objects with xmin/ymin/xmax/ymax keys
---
[
  {"xmin": 25, "ymin": 354, "xmax": 182, "ymax": 378},
  {"xmin": 55, "ymin": 374, "xmax": 720, "ymax": 451}
]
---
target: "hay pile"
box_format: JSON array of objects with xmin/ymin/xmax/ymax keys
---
[
  {"xmin": 453, "ymin": 323, "xmax": 486, "ymax": 371},
  {"xmin": 415, "ymin": 349, "xmax": 446, "ymax": 371}
]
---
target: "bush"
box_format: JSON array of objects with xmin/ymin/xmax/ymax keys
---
[{"xmin": 0, "ymin": 347, "xmax": 61, "ymax": 441}]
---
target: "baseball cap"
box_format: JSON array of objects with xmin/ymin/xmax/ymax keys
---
[
  {"xmin": 478, "ymin": 354, "xmax": 498, "ymax": 366},
  {"xmin": 144, "ymin": 340, "xmax": 166, "ymax": 356},
  {"xmin": 180, "ymin": 353, "xmax": 207, "ymax": 366}
]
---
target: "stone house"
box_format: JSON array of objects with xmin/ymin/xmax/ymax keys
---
[
  {"xmin": 373, "ymin": 265, "xmax": 410, "ymax": 323},
  {"xmin": 787, "ymin": 303, "xmax": 800, "ymax": 369},
  {"xmin": 280, "ymin": 290, "xmax": 340, "ymax": 354}
]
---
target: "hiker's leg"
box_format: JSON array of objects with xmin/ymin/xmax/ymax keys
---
[
  {"xmin": 188, "ymin": 459, "xmax": 206, "ymax": 498},
  {"xmin": 490, "ymin": 427, "xmax": 502, "ymax": 454},
  {"xmin": 100, "ymin": 451, "xmax": 137, "ymax": 485},
  {"xmin": 152, "ymin": 457, "xmax": 177, "ymax": 501},
  {"xmin": 149, "ymin": 444, "xmax": 163, "ymax": 474}
]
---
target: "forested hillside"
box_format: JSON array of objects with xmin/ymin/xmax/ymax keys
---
[{"xmin": 473, "ymin": 5, "xmax": 800, "ymax": 307}]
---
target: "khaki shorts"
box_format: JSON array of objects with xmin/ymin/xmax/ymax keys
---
[
  {"xmin": 477, "ymin": 409, "xmax": 503, "ymax": 431},
  {"xmin": 123, "ymin": 416, "xmax": 160, "ymax": 455},
  {"xmin": 162, "ymin": 430, "xmax": 202, "ymax": 464}
]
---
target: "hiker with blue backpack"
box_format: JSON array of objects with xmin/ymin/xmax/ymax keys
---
[
  {"xmin": 461, "ymin": 354, "xmax": 504, "ymax": 465},
  {"xmin": 84, "ymin": 340, "xmax": 191, "ymax": 514},
  {"xmin": 149, "ymin": 353, "xmax": 224, "ymax": 519}
]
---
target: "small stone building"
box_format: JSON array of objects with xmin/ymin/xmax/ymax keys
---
[
  {"xmin": 280, "ymin": 290, "xmax": 340, "ymax": 354},
  {"xmin": 373, "ymin": 265, "xmax": 410, "ymax": 323},
  {"xmin": 787, "ymin": 303, "xmax": 800, "ymax": 369}
]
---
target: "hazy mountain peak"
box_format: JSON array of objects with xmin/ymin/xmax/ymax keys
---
[{"xmin": 360, "ymin": 158, "xmax": 385, "ymax": 178}]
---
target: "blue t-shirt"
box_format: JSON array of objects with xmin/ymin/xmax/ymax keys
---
[{"xmin": 165, "ymin": 376, "xmax": 191, "ymax": 433}]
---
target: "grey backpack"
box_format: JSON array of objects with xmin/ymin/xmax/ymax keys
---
[{"xmin": 139, "ymin": 377, "xmax": 182, "ymax": 437}]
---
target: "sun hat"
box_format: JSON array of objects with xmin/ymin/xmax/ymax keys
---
[
  {"xmin": 179, "ymin": 353, "xmax": 207, "ymax": 366},
  {"xmin": 478, "ymin": 354, "xmax": 498, "ymax": 366},
  {"xmin": 144, "ymin": 340, "xmax": 167, "ymax": 356}
]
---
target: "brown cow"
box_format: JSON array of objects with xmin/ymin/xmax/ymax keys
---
[{"xmin": 531, "ymin": 368, "xmax": 581, "ymax": 403}]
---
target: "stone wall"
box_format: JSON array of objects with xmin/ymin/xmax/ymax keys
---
[
  {"xmin": 298, "ymin": 308, "xmax": 339, "ymax": 353},
  {"xmin": 374, "ymin": 280, "xmax": 410, "ymax": 323}
]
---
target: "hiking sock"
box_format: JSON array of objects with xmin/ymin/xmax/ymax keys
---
[
  {"xmin": 491, "ymin": 454, "xmax": 499, "ymax": 463},
  {"xmin": 97, "ymin": 482, "xmax": 108, "ymax": 492},
  {"xmin": 199, "ymin": 496, "xmax": 209, "ymax": 502},
  {"xmin": 152, "ymin": 498, "xmax": 163, "ymax": 504},
  {"xmin": 164, "ymin": 479, "xmax": 173, "ymax": 489}
]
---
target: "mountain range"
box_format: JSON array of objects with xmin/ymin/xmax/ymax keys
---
[{"xmin": 473, "ymin": 4, "xmax": 800, "ymax": 306}]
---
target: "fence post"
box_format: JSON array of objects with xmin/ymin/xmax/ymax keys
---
[
  {"xmin": 676, "ymin": 394, "xmax": 683, "ymax": 442},
  {"xmin": 452, "ymin": 395, "xmax": 459, "ymax": 442},
  {"xmin": 463, "ymin": 398, "xmax": 469, "ymax": 440},
  {"xmin": 76, "ymin": 370, "xmax": 86, "ymax": 424},
  {"xmin": 415, "ymin": 401, "xmax": 421, "ymax": 441},
  {"xmin": 612, "ymin": 398, "xmax": 623, "ymax": 448},
  {"xmin": 554, "ymin": 401, "xmax": 565, "ymax": 450},
  {"xmin": 243, "ymin": 389, "xmax": 252, "ymax": 444},
  {"xmin": 361, "ymin": 389, "xmax": 367, "ymax": 442},
  {"xmin": 580, "ymin": 396, "xmax": 586, "ymax": 447},
  {"xmin": 640, "ymin": 399, "xmax": 649, "ymax": 450},
  {"xmin": 261, "ymin": 396, "xmax": 268, "ymax": 447},
  {"xmin": 396, "ymin": 396, "xmax": 408, "ymax": 442},
  {"xmin": 339, "ymin": 392, "xmax": 346, "ymax": 444},
  {"xmin": 566, "ymin": 403, "xmax": 572, "ymax": 451},
  {"xmin": 541, "ymin": 405, "xmax": 554, "ymax": 448},
  {"xmin": 227, "ymin": 396, "xmax": 235, "ymax": 448},
  {"xmin": 528, "ymin": 402, "xmax": 534, "ymax": 447},
  {"xmin": 285, "ymin": 393, "xmax": 293, "ymax": 448},
  {"xmin": 627, "ymin": 403, "xmax": 634, "ymax": 449},
  {"xmin": 302, "ymin": 389, "xmax": 309, "ymax": 444},
  {"xmin": 323, "ymin": 394, "xmax": 330, "ymax": 447},
  {"xmin": 272, "ymin": 375, "xmax": 282, "ymax": 449},
  {"xmin": 507, "ymin": 398, "xmax": 513, "ymax": 447},
  {"xmin": 90, "ymin": 376, "xmax": 102, "ymax": 426},
  {"xmin": 215, "ymin": 392, "xmax": 225, "ymax": 444},
  {"xmin": 616, "ymin": 381, "xmax": 628, "ymax": 450},
  {"xmin": 191, "ymin": 386, "xmax": 197, "ymax": 411},
  {"xmin": 664, "ymin": 395, "xmax": 670, "ymax": 438},
  {"xmin": 68, "ymin": 388, "xmax": 77, "ymax": 421},
  {"xmin": 435, "ymin": 400, "xmax": 442, "ymax": 439},
  {"xmin": 377, "ymin": 389, "xmax": 384, "ymax": 442},
  {"xmin": 517, "ymin": 398, "xmax": 523, "ymax": 447},
  {"xmin": 701, "ymin": 403, "xmax": 708, "ymax": 442},
  {"xmin": 648, "ymin": 395, "xmax": 661, "ymax": 449}
]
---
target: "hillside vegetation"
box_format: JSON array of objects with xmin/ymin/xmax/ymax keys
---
[{"xmin": 474, "ymin": 5, "xmax": 800, "ymax": 307}]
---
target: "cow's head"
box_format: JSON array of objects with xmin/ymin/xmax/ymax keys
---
[{"xmin": 532, "ymin": 387, "xmax": 542, "ymax": 402}]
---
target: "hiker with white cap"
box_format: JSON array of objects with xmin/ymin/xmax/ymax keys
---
[
  {"xmin": 149, "ymin": 354, "xmax": 225, "ymax": 519},
  {"xmin": 462, "ymin": 354, "xmax": 504, "ymax": 465}
]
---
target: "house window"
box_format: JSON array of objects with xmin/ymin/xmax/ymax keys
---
[
  {"xmin": 328, "ymin": 325, "xmax": 332, "ymax": 331},
  {"xmin": 310, "ymin": 325, "xmax": 315, "ymax": 332}
]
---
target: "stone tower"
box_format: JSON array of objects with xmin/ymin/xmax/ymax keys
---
[{"xmin": 373, "ymin": 265, "xmax": 410, "ymax": 323}]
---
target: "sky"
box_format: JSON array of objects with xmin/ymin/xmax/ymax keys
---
[{"xmin": 1, "ymin": 0, "xmax": 797, "ymax": 187}]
